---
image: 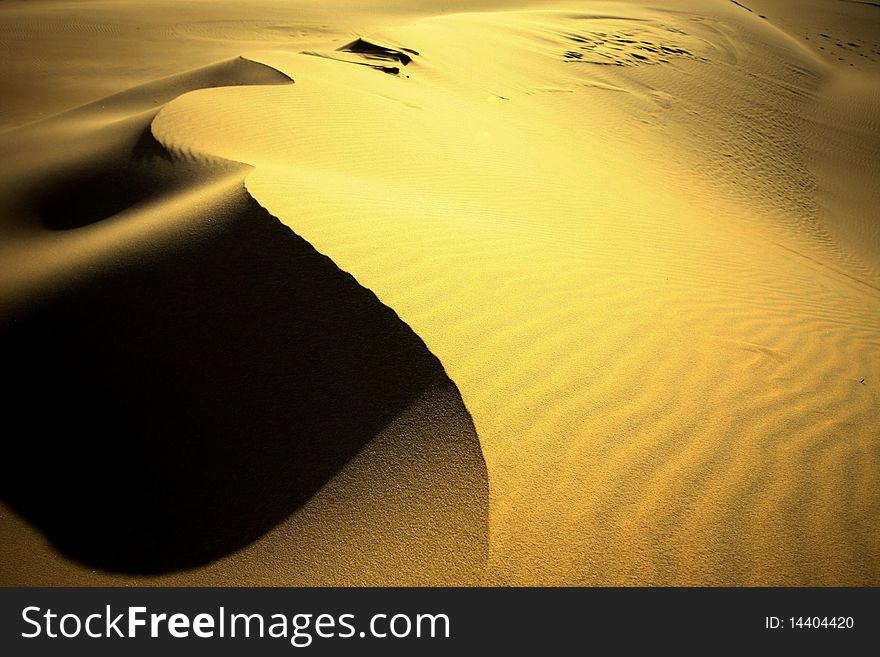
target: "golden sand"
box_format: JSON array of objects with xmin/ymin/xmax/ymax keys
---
[{"xmin": 1, "ymin": 0, "xmax": 878, "ymax": 585}]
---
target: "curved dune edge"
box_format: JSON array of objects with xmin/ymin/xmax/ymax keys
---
[
  {"xmin": 145, "ymin": 2, "xmax": 880, "ymax": 585},
  {"xmin": 1, "ymin": 0, "xmax": 879, "ymax": 587},
  {"xmin": 0, "ymin": 56, "xmax": 489, "ymax": 585}
]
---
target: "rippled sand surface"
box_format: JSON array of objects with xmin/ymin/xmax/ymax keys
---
[{"xmin": 1, "ymin": 0, "xmax": 878, "ymax": 585}]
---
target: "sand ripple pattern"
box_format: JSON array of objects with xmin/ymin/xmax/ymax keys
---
[{"xmin": 145, "ymin": 3, "xmax": 880, "ymax": 584}]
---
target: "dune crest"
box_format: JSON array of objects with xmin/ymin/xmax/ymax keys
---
[
  {"xmin": 146, "ymin": 1, "xmax": 879, "ymax": 584},
  {"xmin": 0, "ymin": 52, "xmax": 488, "ymax": 584},
  {"xmin": 1, "ymin": 0, "xmax": 878, "ymax": 586}
]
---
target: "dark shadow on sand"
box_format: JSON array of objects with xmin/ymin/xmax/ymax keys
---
[
  {"xmin": 0, "ymin": 189, "xmax": 486, "ymax": 574},
  {"xmin": 34, "ymin": 126, "xmax": 202, "ymax": 230}
]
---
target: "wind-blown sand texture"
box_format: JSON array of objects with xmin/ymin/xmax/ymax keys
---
[{"xmin": 1, "ymin": 0, "xmax": 878, "ymax": 585}]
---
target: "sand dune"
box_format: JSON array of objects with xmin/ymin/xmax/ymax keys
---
[
  {"xmin": 0, "ymin": 43, "xmax": 487, "ymax": 585},
  {"xmin": 1, "ymin": 0, "xmax": 878, "ymax": 585}
]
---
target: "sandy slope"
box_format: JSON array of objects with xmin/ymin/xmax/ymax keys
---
[
  {"xmin": 1, "ymin": 0, "xmax": 878, "ymax": 585},
  {"xmin": 0, "ymin": 37, "xmax": 487, "ymax": 584}
]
